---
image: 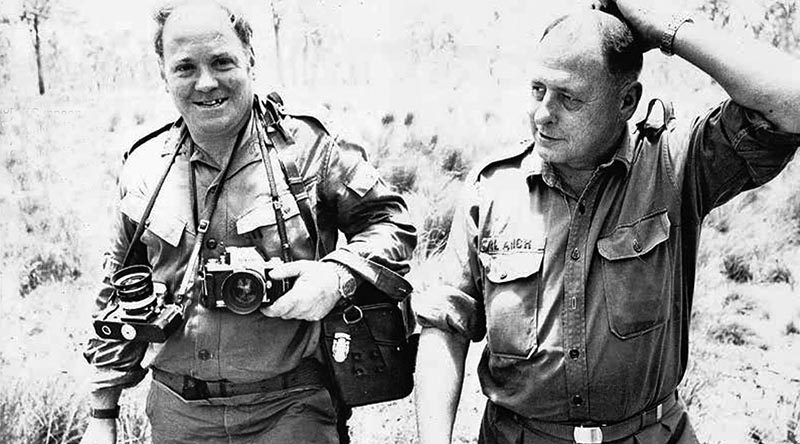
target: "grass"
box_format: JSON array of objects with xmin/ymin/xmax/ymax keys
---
[{"xmin": 3, "ymin": 1, "xmax": 800, "ymax": 443}]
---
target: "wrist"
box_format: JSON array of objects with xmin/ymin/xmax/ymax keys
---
[
  {"xmin": 331, "ymin": 263, "xmax": 359, "ymax": 301},
  {"xmin": 660, "ymin": 13, "xmax": 694, "ymax": 56}
]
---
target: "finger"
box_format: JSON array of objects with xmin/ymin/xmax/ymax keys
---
[
  {"xmin": 259, "ymin": 293, "xmax": 296, "ymax": 318},
  {"xmin": 267, "ymin": 261, "xmax": 308, "ymax": 280}
]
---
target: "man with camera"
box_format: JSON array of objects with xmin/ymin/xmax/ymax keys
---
[
  {"xmin": 81, "ymin": 1, "xmax": 416, "ymax": 442},
  {"xmin": 414, "ymin": 0, "xmax": 800, "ymax": 443}
]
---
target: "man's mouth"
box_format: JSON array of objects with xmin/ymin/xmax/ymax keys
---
[
  {"xmin": 194, "ymin": 98, "xmax": 228, "ymax": 108},
  {"xmin": 537, "ymin": 131, "xmax": 560, "ymax": 142}
]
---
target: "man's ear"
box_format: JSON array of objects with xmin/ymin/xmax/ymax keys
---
[{"xmin": 620, "ymin": 81, "xmax": 642, "ymax": 121}]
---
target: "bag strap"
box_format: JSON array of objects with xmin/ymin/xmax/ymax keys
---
[{"xmin": 635, "ymin": 98, "xmax": 675, "ymax": 143}]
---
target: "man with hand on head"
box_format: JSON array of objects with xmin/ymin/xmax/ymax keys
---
[
  {"xmin": 414, "ymin": 1, "xmax": 800, "ymax": 443},
  {"xmin": 81, "ymin": 1, "xmax": 416, "ymax": 442}
]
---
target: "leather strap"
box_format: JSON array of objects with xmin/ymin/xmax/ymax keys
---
[
  {"xmin": 89, "ymin": 406, "xmax": 120, "ymax": 419},
  {"xmin": 152, "ymin": 359, "xmax": 325, "ymax": 401}
]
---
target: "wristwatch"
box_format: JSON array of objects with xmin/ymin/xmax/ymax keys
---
[
  {"xmin": 90, "ymin": 406, "xmax": 120, "ymax": 419},
  {"xmin": 332, "ymin": 263, "xmax": 358, "ymax": 300},
  {"xmin": 660, "ymin": 13, "xmax": 694, "ymax": 56}
]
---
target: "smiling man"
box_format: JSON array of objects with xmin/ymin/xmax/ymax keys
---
[
  {"xmin": 81, "ymin": 1, "xmax": 416, "ymax": 443},
  {"xmin": 414, "ymin": 1, "xmax": 800, "ymax": 443}
]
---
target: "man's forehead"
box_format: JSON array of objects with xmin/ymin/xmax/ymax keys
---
[
  {"xmin": 162, "ymin": 3, "xmax": 237, "ymax": 46},
  {"xmin": 530, "ymin": 43, "xmax": 606, "ymax": 88}
]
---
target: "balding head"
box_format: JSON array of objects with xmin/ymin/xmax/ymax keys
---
[
  {"xmin": 540, "ymin": 10, "xmax": 642, "ymax": 86},
  {"xmin": 153, "ymin": 0, "xmax": 253, "ymax": 61}
]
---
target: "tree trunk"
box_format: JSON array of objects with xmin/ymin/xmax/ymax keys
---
[
  {"xmin": 270, "ymin": 0, "xmax": 284, "ymax": 87},
  {"xmin": 33, "ymin": 14, "xmax": 44, "ymax": 95}
]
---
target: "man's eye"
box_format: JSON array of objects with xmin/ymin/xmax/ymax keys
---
[
  {"xmin": 174, "ymin": 64, "xmax": 194, "ymax": 73},
  {"xmin": 214, "ymin": 58, "xmax": 235, "ymax": 69},
  {"xmin": 532, "ymin": 85, "xmax": 546, "ymax": 101},
  {"xmin": 561, "ymin": 93, "xmax": 581, "ymax": 110}
]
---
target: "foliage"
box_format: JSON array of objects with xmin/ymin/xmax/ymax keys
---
[{"xmin": 721, "ymin": 254, "xmax": 754, "ymax": 283}]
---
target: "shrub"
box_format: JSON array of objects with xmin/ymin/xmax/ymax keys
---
[
  {"xmin": 708, "ymin": 320, "xmax": 756, "ymax": 346},
  {"xmin": 721, "ymin": 254, "xmax": 753, "ymax": 283},
  {"xmin": 440, "ymin": 147, "xmax": 470, "ymax": 180},
  {"xmin": 386, "ymin": 163, "xmax": 418, "ymax": 193},
  {"xmin": 20, "ymin": 250, "xmax": 82, "ymax": 296},
  {"xmin": 765, "ymin": 263, "xmax": 793, "ymax": 284},
  {"xmin": 403, "ymin": 112, "xmax": 414, "ymax": 126},
  {"xmin": 381, "ymin": 113, "xmax": 395, "ymax": 126}
]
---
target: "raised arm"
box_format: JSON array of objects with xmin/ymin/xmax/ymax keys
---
[{"xmin": 603, "ymin": 0, "xmax": 800, "ymax": 132}]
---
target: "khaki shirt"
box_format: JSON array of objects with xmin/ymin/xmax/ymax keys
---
[
  {"xmin": 85, "ymin": 107, "xmax": 416, "ymax": 389},
  {"xmin": 416, "ymin": 100, "xmax": 799, "ymax": 423}
]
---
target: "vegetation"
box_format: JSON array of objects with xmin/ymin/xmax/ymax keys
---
[{"xmin": 1, "ymin": 0, "xmax": 800, "ymax": 443}]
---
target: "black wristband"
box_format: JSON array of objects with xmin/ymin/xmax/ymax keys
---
[{"xmin": 90, "ymin": 406, "xmax": 120, "ymax": 419}]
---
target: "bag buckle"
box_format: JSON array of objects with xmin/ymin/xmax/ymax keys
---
[{"xmin": 573, "ymin": 426, "xmax": 603, "ymax": 444}]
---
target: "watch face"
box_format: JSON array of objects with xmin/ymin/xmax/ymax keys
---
[{"xmin": 341, "ymin": 275, "xmax": 357, "ymax": 297}]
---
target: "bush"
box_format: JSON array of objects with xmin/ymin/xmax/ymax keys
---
[
  {"xmin": 386, "ymin": 163, "xmax": 418, "ymax": 193},
  {"xmin": 19, "ymin": 250, "xmax": 82, "ymax": 296},
  {"xmin": 708, "ymin": 320, "xmax": 756, "ymax": 346},
  {"xmin": 765, "ymin": 262, "xmax": 793, "ymax": 284},
  {"xmin": 721, "ymin": 254, "xmax": 753, "ymax": 283},
  {"xmin": 440, "ymin": 147, "xmax": 471, "ymax": 180}
]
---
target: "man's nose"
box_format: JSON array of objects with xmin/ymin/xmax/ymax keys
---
[
  {"xmin": 195, "ymin": 67, "xmax": 218, "ymax": 92},
  {"xmin": 533, "ymin": 93, "xmax": 557, "ymax": 126}
]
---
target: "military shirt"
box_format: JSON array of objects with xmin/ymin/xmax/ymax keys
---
[
  {"xmin": 85, "ymin": 106, "xmax": 416, "ymax": 389},
  {"xmin": 416, "ymin": 100, "xmax": 799, "ymax": 423}
]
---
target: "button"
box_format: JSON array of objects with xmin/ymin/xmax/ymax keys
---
[
  {"xmin": 572, "ymin": 395, "xmax": 583, "ymax": 406},
  {"xmin": 569, "ymin": 348, "xmax": 580, "ymax": 359},
  {"xmin": 570, "ymin": 248, "xmax": 581, "ymax": 261},
  {"xmin": 198, "ymin": 349, "xmax": 211, "ymax": 360},
  {"xmin": 206, "ymin": 238, "xmax": 218, "ymax": 249},
  {"xmin": 499, "ymin": 271, "xmax": 508, "ymax": 279},
  {"xmin": 633, "ymin": 238, "xmax": 642, "ymax": 253},
  {"xmin": 578, "ymin": 202, "xmax": 586, "ymax": 214}
]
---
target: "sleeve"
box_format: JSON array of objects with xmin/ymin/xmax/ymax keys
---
[
  {"xmin": 82, "ymin": 171, "xmax": 149, "ymax": 392},
  {"xmin": 318, "ymin": 136, "xmax": 418, "ymax": 299},
  {"xmin": 413, "ymin": 180, "xmax": 486, "ymax": 342},
  {"xmin": 669, "ymin": 100, "xmax": 800, "ymax": 221}
]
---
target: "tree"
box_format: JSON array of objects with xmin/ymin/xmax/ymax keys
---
[
  {"xmin": 269, "ymin": 0, "xmax": 285, "ymax": 86},
  {"xmin": 20, "ymin": 0, "xmax": 53, "ymax": 95}
]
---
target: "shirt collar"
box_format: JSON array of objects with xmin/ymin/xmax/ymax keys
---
[
  {"xmin": 524, "ymin": 126, "xmax": 635, "ymax": 186},
  {"xmin": 161, "ymin": 109, "xmax": 273, "ymax": 173}
]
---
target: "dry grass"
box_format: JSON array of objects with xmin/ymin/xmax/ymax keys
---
[{"xmin": 2, "ymin": 0, "xmax": 800, "ymax": 443}]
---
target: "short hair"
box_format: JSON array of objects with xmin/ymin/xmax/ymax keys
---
[
  {"xmin": 152, "ymin": 0, "xmax": 254, "ymax": 60},
  {"xmin": 540, "ymin": 12, "xmax": 643, "ymax": 84}
]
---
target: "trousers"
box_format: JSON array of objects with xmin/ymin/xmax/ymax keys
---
[
  {"xmin": 478, "ymin": 396, "xmax": 700, "ymax": 444},
  {"xmin": 146, "ymin": 378, "xmax": 339, "ymax": 443}
]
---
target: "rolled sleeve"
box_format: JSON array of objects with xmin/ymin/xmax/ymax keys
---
[
  {"xmin": 319, "ymin": 136, "xmax": 417, "ymax": 296},
  {"xmin": 674, "ymin": 100, "xmax": 800, "ymax": 219},
  {"xmin": 414, "ymin": 182, "xmax": 486, "ymax": 342}
]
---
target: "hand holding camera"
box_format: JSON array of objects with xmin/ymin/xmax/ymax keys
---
[{"xmin": 259, "ymin": 260, "xmax": 343, "ymax": 322}]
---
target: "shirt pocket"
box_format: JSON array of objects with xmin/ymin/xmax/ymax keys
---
[
  {"xmin": 121, "ymin": 194, "xmax": 187, "ymax": 249},
  {"xmin": 236, "ymin": 194, "xmax": 312, "ymax": 257},
  {"xmin": 596, "ymin": 210, "xmax": 672, "ymax": 340},
  {"xmin": 479, "ymin": 248, "xmax": 544, "ymax": 361}
]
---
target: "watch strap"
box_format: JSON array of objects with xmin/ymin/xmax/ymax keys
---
[
  {"xmin": 660, "ymin": 13, "xmax": 694, "ymax": 56},
  {"xmin": 90, "ymin": 406, "xmax": 120, "ymax": 419}
]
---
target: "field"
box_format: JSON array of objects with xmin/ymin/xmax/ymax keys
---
[{"xmin": 1, "ymin": 0, "xmax": 800, "ymax": 443}]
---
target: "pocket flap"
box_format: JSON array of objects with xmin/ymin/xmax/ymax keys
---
[
  {"xmin": 120, "ymin": 194, "xmax": 186, "ymax": 248},
  {"xmin": 597, "ymin": 210, "xmax": 670, "ymax": 260},
  {"xmin": 236, "ymin": 194, "xmax": 301, "ymax": 235},
  {"xmin": 479, "ymin": 251, "xmax": 544, "ymax": 283}
]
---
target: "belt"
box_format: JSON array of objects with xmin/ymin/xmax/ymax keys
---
[
  {"xmin": 504, "ymin": 391, "xmax": 679, "ymax": 444},
  {"xmin": 151, "ymin": 358, "xmax": 326, "ymax": 401}
]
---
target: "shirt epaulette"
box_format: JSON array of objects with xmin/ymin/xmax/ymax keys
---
[
  {"xmin": 124, "ymin": 120, "xmax": 179, "ymax": 162},
  {"xmin": 468, "ymin": 139, "xmax": 534, "ymax": 183}
]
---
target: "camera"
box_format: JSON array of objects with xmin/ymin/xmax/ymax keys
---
[
  {"xmin": 93, "ymin": 264, "xmax": 183, "ymax": 343},
  {"xmin": 201, "ymin": 247, "xmax": 293, "ymax": 315}
]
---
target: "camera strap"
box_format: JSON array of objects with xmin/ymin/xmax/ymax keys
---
[
  {"xmin": 254, "ymin": 97, "xmax": 323, "ymax": 259},
  {"xmin": 121, "ymin": 124, "xmax": 188, "ymax": 268},
  {"xmin": 174, "ymin": 122, "xmax": 249, "ymax": 305},
  {"xmin": 253, "ymin": 106, "xmax": 294, "ymax": 264}
]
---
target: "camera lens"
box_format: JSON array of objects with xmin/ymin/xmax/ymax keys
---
[
  {"xmin": 221, "ymin": 270, "xmax": 266, "ymax": 315},
  {"xmin": 112, "ymin": 264, "xmax": 156, "ymax": 316}
]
